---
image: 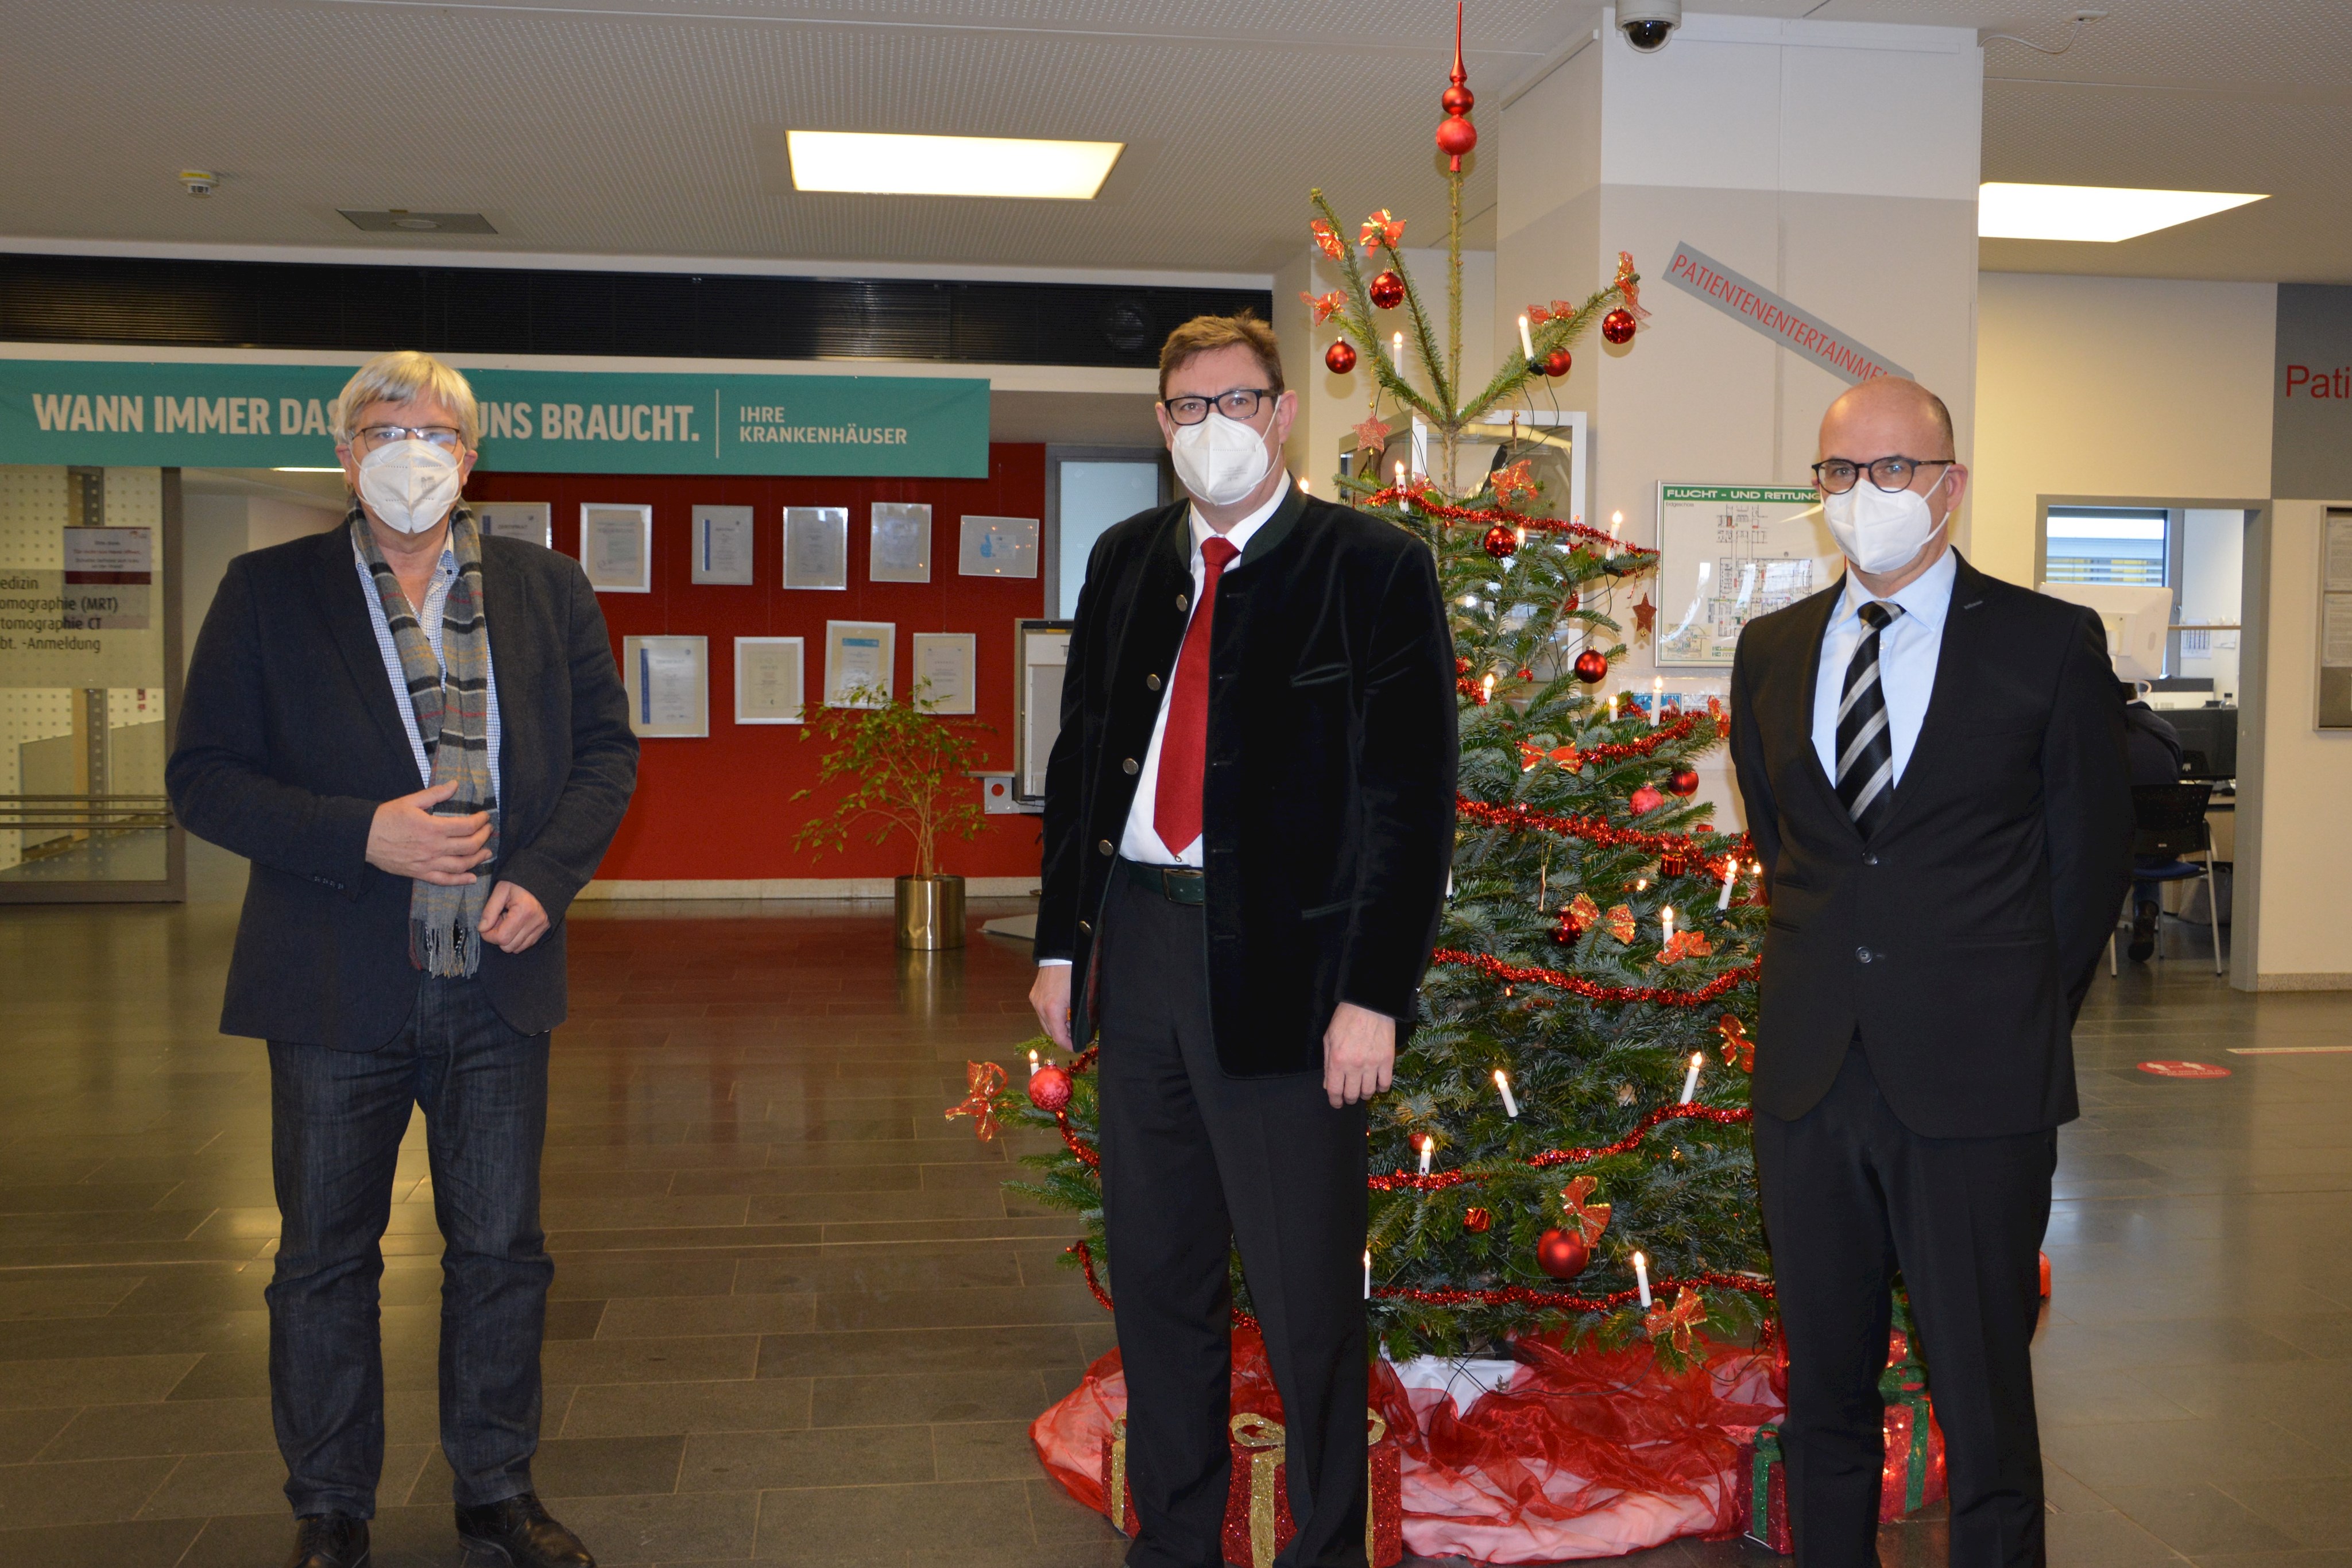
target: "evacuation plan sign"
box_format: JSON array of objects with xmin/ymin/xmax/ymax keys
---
[{"xmin": 1654, "ymin": 485, "xmax": 1839, "ymax": 668}]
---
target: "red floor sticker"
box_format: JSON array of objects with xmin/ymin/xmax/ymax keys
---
[{"xmin": 2137, "ymin": 1060, "xmax": 2233, "ymax": 1078}]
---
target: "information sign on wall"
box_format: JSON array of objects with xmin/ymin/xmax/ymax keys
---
[
  {"xmin": 0, "ymin": 360, "xmax": 991, "ymax": 478},
  {"xmin": 1654, "ymin": 484, "xmax": 1838, "ymax": 668}
]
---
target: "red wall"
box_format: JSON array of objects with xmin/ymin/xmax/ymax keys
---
[{"xmin": 469, "ymin": 445, "xmax": 1047, "ymax": 882}]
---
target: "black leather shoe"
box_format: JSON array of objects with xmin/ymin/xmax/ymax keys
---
[
  {"xmin": 2127, "ymin": 900, "xmax": 2160, "ymax": 962},
  {"xmin": 285, "ymin": 1514, "xmax": 370, "ymax": 1568},
  {"xmin": 454, "ymin": 1492, "xmax": 597, "ymax": 1567}
]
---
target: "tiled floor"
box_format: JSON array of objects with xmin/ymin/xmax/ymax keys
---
[{"xmin": 0, "ymin": 843, "xmax": 2345, "ymax": 1567}]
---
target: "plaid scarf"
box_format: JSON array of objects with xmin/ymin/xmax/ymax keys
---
[{"xmin": 351, "ymin": 505, "xmax": 500, "ymax": 976}]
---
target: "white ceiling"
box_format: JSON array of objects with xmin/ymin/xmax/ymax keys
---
[{"xmin": 0, "ymin": 0, "xmax": 2345, "ymax": 284}]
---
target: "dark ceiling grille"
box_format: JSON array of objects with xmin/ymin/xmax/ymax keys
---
[{"xmin": 0, "ymin": 253, "xmax": 1269, "ymax": 369}]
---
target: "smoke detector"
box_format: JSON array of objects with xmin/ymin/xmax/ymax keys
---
[{"xmin": 179, "ymin": 169, "xmax": 219, "ymax": 198}]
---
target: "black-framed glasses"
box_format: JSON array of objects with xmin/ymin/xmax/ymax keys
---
[
  {"xmin": 354, "ymin": 424, "xmax": 465, "ymax": 452},
  {"xmin": 1812, "ymin": 455, "xmax": 1953, "ymax": 494},
  {"xmin": 1160, "ymin": 388, "xmax": 1274, "ymax": 426}
]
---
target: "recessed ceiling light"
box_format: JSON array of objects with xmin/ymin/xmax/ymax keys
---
[
  {"xmin": 786, "ymin": 130, "xmax": 1123, "ymax": 199},
  {"xmin": 1979, "ymin": 183, "xmax": 2266, "ymax": 242}
]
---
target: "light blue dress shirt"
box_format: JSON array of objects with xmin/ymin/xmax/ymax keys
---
[
  {"xmin": 352, "ymin": 539, "xmax": 503, "ymax": 791},
  {"xmin": 1810, "ymin": 545, "xmax": 1956, "ymax": 789}
]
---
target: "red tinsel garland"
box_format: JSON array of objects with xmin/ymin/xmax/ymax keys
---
[
  {"xmin": 1372, "ymin": 486, "xmax": 1659, "ymax": 560},
  {"xmin": 1375, "ymin": 1270, "xmax": 1775, "ymax": 1311},
  {"xmin": 1456, "ymin": 792, "xmax": 1743, "ymax": 864},
  {"xmin": 1433, "ymin": 948, "xmax": 1761, "ymax": 1008},
  {"xmin": 1368, "ymin": 1103, "xmax": 1754, "ymax": 1192}
]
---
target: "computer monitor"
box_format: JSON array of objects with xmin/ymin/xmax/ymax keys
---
[
  {"xmin": 2165, "ymin": 706, "xmax": 2238, "ymax": 782},
  {"xmin": 2036, "ymin": 582, "xmax": 2172, "ymax": 682}
]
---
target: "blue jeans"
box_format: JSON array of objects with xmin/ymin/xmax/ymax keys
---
[{"xmin": 267, "ymin": 974, "xmax": 553, "ymax": 1519}]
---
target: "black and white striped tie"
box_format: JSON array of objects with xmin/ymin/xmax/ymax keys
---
[{"xmin": 1835, "ymin": 601, "xmax": 1905, "ymax": 837}]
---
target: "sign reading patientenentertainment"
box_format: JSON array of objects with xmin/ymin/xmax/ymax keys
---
[{"xmin": 0, "ymin": 359, "xmax": 991, "ymax": 477}]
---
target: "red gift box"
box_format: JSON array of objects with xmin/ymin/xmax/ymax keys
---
[
  {"xmin": 1101, "ymin": 1411, "xmax": 1402, "ymax": 1567},
  {"xmin": 1729, "ymin": 1423, "xmax": 1791, "ymax": 1553}
]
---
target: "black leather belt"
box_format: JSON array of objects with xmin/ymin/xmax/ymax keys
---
[{"xmin": 1120, "ymin": 857, "xmax": 1206, "ymax": 906}]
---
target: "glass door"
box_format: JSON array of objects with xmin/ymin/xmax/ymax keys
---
[{"xmin": 0, "ymin": 464, "xmax": 184, "ymax": 902}]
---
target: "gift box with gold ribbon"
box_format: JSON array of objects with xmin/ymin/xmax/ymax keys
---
[{"xmin": 1099, "ymin": 1410, "xmax": 1402, "ymax": 1567}]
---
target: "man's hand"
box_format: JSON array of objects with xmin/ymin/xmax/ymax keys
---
[
  {"xmin": 366, "ymin": 780, "xmax": 491, "ymax": 884},
  {"xmin": 1030, "ymin": 964, "xmax": 1074, "ymax": 1050},
  {"xmin": 1324, "ymin": 1002, "xmax": 1396, "ymax": 1108},
  {"xmin": 477, "ymin": 882, "xmax": 550, "ymax": 954}
]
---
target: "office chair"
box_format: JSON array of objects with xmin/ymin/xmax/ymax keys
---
[{"xmin": 2109, "ymin": 782, "xmax": 2225, "ymax": 977}]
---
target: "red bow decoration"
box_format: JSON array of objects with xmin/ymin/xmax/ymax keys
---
[
  {"xmin": 1556, "ymin": 892, "xmax": 1600, "ymax": 943},
  {"xmin": 1518, "ymin": 740, "xmax": 1545, "ymax": 772},
  {"xmin": 1353, "ymin": 416, "xmax": 1392, "ymax": 456},
  {"xmin": 1550, "ymin": 744, "xmax": 1585, "ymax": 775},
  {"xmin": 945, "ymin": 1060, "xmax": 1008, "ymax": 1141},
  {"xmin": 1310, "ymin": 218, "xmax": 1347, "ymax": 261},
  {"xmin": 1492, "ymin": 459, "xmax": 1538, "ymax": 506},
  {"xmin": 1604, "ymin": 903, "xmax": 1637, "ymax": 944},
  {"xmin": 1561, "ymin": 1175, "xmax": 1612, "ymax": 1246},
  {"xmin": 1614, "ymin": 251, "xmax": 1652, "ymax": 321},
  {"xmin": 1301, "ymin": 289, "xmax": 1347, "ymax": 326},
  {"xmin": 1645, "ymin": 1285, "xmax": 1705, "ymax": 1351},
  {"xmin": 1658, "ymin": 929, "xmax": 1715, "ymax": 966},
  {"xmin": 1716, "ymin": 1015, "xmax": 1755, "ymax": 1073},
  {"xmin": 1360, "ymin": 208, "xmax": 1406, "ymax": 251},
  {"xmin": 1525, "ymin": 303, "xmax": 1552, "ymax": 326}
]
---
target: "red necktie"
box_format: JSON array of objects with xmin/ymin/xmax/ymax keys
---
[{"xmin": 1153, "ymin": 535, "xmax": 1240, "ymax": 858}]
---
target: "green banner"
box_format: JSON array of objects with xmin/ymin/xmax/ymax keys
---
[
  {"xmin": 1659, "ymin": 485, "xmax": 1817, "ymax": 504},
  {"xmin": 0, "ymin": 359, "xmax": 991, "ymax": 477}
]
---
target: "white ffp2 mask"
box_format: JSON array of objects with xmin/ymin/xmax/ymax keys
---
[
  {"xmin": 357, "ymin": 439, "xmax": 463, "ymax": 535},
  {"xmin": 1170, "ymin": 411, "xmax": 1274, "ymax": 508},
  {"xmin": 1821, "ymin": 470, "xmax": 1949, "ymax": 575}
]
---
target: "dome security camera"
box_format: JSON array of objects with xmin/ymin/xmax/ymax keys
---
[{"xmin": 1618, "ymin": 0, "xmax": 1682, "ymax": 52}]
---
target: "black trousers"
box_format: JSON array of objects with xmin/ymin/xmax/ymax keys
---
[
  {"xmin": 1753, "ymin": 1044, "xmax": 2056, "ymax": 1568},
  {"xmin": 1096, "ymin": 868, "xmax": 1370, "ymax": 1568},
  {"xmin": 268, "ymin": 974, "xmax": 553, "ymax": 1519}
]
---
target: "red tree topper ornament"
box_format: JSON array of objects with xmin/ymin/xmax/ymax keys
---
[
  {"xmin": 1601, "ymin": 308, "xmax": 1638, "ymax": 345},
  {"xmin": 1481, "ymin": 523, "xmax": 1517, "ymax": 559},
  {"xmin": 1573, "ymin": 648, "xmax": 1610, "ymax": 684},
  {"xmin": 1027, "ymin": 1064, "xmax": 1073, "ymax": 1113},
  {"xmin": 1544, "ymin": 347, "xmax": 1573, "ymax": 378},
  {"xmin": 1369, "ymin": 270, "xmax": 1406, "ymax": 309},
  {"xmin": 1536, "ymin": 1228, "xmax": 1591, "ymax": 1280},
  {"xmin": 1324, "ymin": 340, "xmax": 1357, "ymax": 375},
  {"xmin": 1435, "ymin": 2, "xmax": 1477, "ymax": 170}
]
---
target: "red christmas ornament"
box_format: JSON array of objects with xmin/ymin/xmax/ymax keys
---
[
  {"xmin": 1481, "ymin": 522, "xmax": 1517, "ymax": 559},
  {"xmin": 1666, "ymin": 766, "xmax": 1700, "ymax": 797},
  {"xmin": 1324, "ymin": 339, "xmax": 1357, "ymax": 374},
  {"xmin": 1630, "ymin": 784, "xmax": 1666, "ymax": 815},
  {"xmin": 1436, "ymin": 3, "xmax": 1478, "ymax": 171},
  {"xmin": 1537, "ymin": 1228, "xmax": 1591, "ymax": 1280},
  {"xmin": 1026, "ymin": 1064, "xmax": 1073, "ymax": 1113},
  {"xmin": 1515, "ymin": 667, "xmax": 1534, "ymax": 681},
  {"xmin": 1463, "ymin": 1207, "xmax": 1492, "ymax": 1234},
  {"xmin": 1370, "ymin": 270, "xmax": 1406, "ymax": 310},
  {"xmin": 1573, "ymin": 648, "xmax": 1609, "ymax": 684},
  {"xmin": 1564, "ymin": 591, "xmax": 1580, "ymax": 613},
  {"xmin": 1543, "ymin": 347, "xmax": 1573, "ymax": 378},
  {"xmin": 1601, "ymin": 308, "xmax": 1637, "ymax": 346}
]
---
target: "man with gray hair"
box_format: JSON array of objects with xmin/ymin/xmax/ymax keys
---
[{"xmin": 171, "ymin": 351, "xmax": 637, "ymax": 1568}]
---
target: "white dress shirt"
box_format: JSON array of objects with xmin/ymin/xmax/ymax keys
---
[
  {"xmin": 353, "ymin": 536, "xmax": 503, "ymax": 790},
  {"xmin": 1810, "ymin": 545, "xmax": 1955, "ymax": 789},
  {"xmin": 1037, "ymin": 477, "xmax": 1288, "ymax": 969}
]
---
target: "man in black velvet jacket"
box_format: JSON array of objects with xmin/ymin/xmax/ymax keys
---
[
  {"xmin": 1031, "ymin": 314, "xmax": 1457, "ymax": 1568},
  {"xmin": 168, "ymin": 352, "xmax": 636, "ymax": 1568}
]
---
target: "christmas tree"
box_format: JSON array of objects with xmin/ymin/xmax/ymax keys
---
[{"xmin": 968, "ymin": 8, "xmax": 1770, "ymax": 1370}]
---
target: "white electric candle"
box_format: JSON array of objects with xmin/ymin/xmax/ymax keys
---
[
  {"xmin": 1418, "ymin": 1135, "xmax": 1434, "ymax": 1176},
  {"xmin": 1610, "ymin": 510, "xmax": 1623, "ymax": 538},
  {"xmin": 1364, "ymin": 1250, "xmax": 1372, "ymax": 1299},
  {"xmin": 1634, "ymin": 1251, "xmax": 1653, "ymax": 1308},
  {"xmin": 1651, "ymin": 676, "xmax": 1663, "ymax": 728},
  {"xmin": 1680, "ymin": 1052, "xmax": 1703, "ymax": 1105},
  {"xmin": 1717, "ymin": 858, "xmax": 1737, "ymax": 911},
  {"xmin": 1482, "ymin": 673, "xmax": 1495, "ymax": 703},
  {"xmin": 1661, "ymin": 905, "xmax": 1674, "ymax": 945},
  {"xmin": 1518, "ymin": 314, "xmax": 1535, "ymax": 360},
  {"xmin": 1494, "ymin": 1068, "xmax": 1519, "ymax": 1119},
  {"xmin": 1609, "ymin": 693, "xmax": 1620, "ymax": 721},
  {"xmin": 1394, "ymin": 459, "xmax": 1406, "ymax": 495},
  {"xmin": 1393, "ymin": 331, "xmax": 1405, "ymax": 370}
]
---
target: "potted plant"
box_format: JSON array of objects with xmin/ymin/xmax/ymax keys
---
[{"xmin": 793, "ymin": 682, "xmax": 992, "ymax": 948}]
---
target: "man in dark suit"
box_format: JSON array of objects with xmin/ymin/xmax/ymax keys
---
[
  {"xmin": 1729, "ymin": 377, "xmax": 2133, "ymax": 1568},
  {"xmin": 1030, "ymin": 314, "xmax": 1457, "ymax": 1568},
  {"xmin": 169, "ymin": 352, "xmax": 637, "ymax": 1568}
]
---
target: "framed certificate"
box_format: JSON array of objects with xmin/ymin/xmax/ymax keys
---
[
  {"xmin": 910, "ymin": 632, "xmax": 977, "ymax": 714},
  {"xmin": 823, "ymin": 620, "xmax": 896, "ymax": 708},
  {"xmin": 622, "ymin": 634, "xmax": 707, "ymax": 737},
  {"xmin": 959, "ymin": 514, "xmax": 1039, "ymax": 578},
  {"xmin": 783, "ymin": 506, "xmax": 849, "ymax": 590},
  {"xmin": 475, "ymin": 501, "xmax": 551, "ymax": 547},
  {"xmin": 582, "ymin": 503, "xmax": 653, "ymax": 593},
  {"xmin": 869, "ymin": 502, "xmax": 933, "ymax": 584},
  {"xmin": 734, "ymin": 637, "xmax": 805, "ymax": 725},
  {"xmin": 691, "ymin": 505, "xmax": 756, "ymax": 584}
]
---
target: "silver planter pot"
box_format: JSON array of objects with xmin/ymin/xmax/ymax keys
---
[{"xmin": 895, "ymin": 874, "xmax": 967, "ymax": 950}]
